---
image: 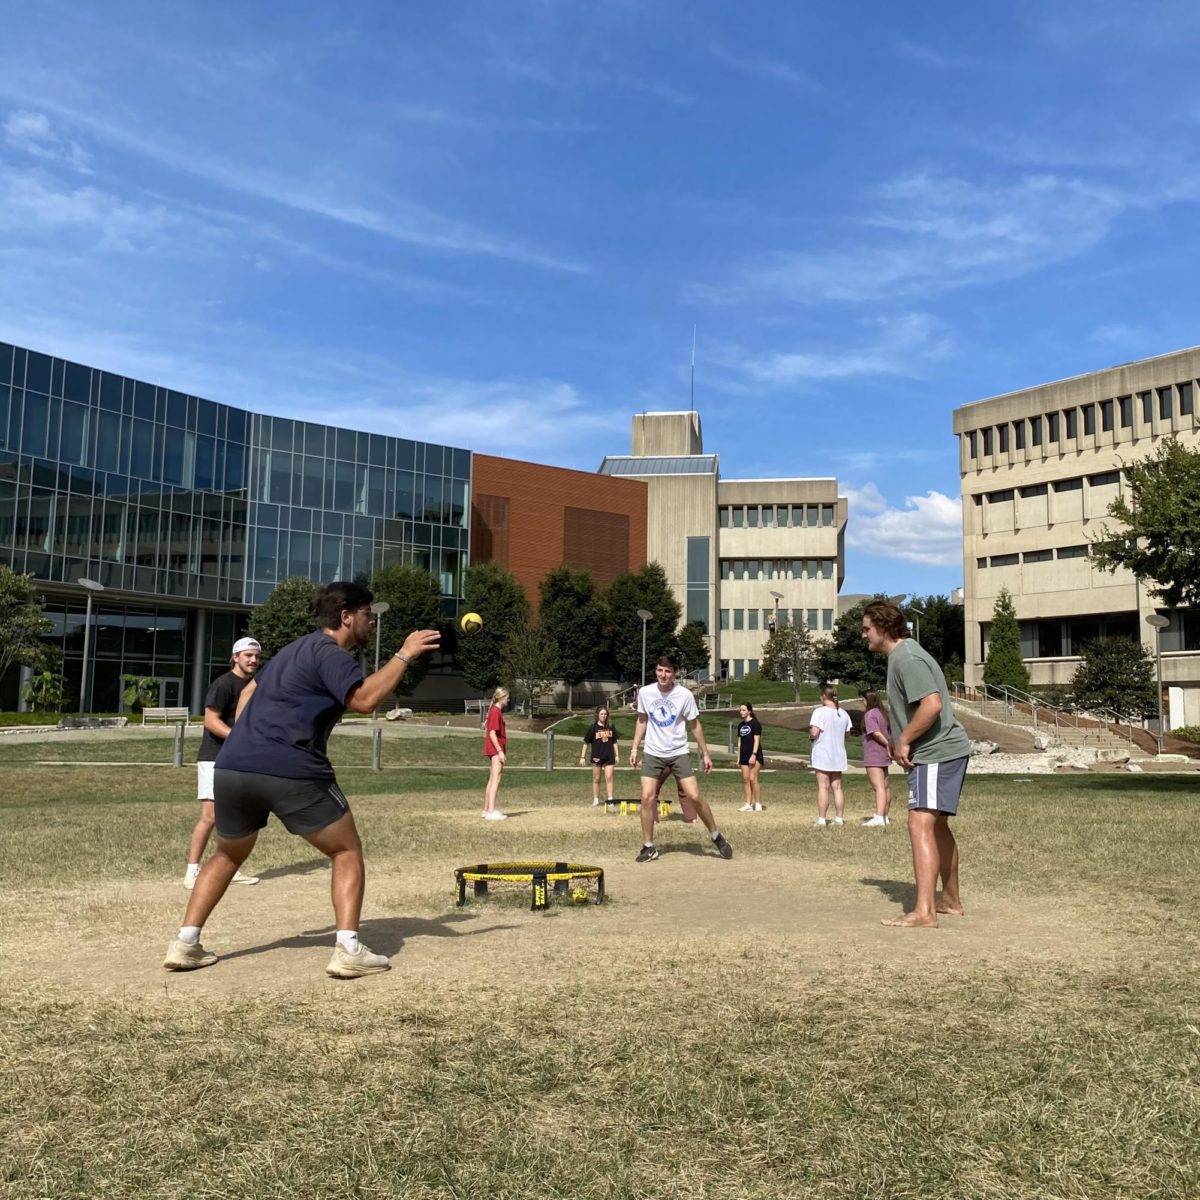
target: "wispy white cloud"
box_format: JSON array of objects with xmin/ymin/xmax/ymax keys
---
[
  {"xmin": 713, "ymin": 312, "xmax": 952, "ymax": 389},
  {"xmin": 388, "ymin": 103, "xmax": 600, "ymax": 134},
  {"xmin": 893, "ymin": 39, "xmax": 975, "ymax": 70},
  {"xmin": 843, "ymin": 483, "xmax": 963, "ymax": 567},
  {"xmin": 691, "ymin": 171, "xmax": 1128, "ymax": 305},
  {"xmin": 3, "ymin": 109, "xmax": 91, "ymax": 172},
  {"xmin": 0, "ymin": 85, "xmax": 587, "ymax": 274},
  {"xmin": 708, "ymin": 43, "xmax": 820, "ymax": 90}
]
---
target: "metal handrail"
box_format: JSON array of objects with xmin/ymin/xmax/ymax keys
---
[{"xmin": 952, "ymin": 681, "xmax": 1139, "ymax": 747}]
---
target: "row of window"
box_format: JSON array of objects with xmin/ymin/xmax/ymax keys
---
[
  {"xmin": 718, "ymin": 503, "xmax": 836, "ymax": 529},
  {"xmin": 720, "ymin": 607, "xmax": 834, "ymax": 631},
  {"xmin": 973, "ymin": 471, "xmax": 1119, "ymax": 506},
  {"xmin": 977, "ymin": 545, "xmax": 1089, "ymax": 568},
  {"xmin": 719, "ymin": 558, "xmax": 835, "ymax": 581},
  {"xmin": 964, "ymin": 381, "xmax": 1196, "ymax": 462},
  {"xmin": 718, "ymin": 659, "xmax": 759, "ymax": 681}
]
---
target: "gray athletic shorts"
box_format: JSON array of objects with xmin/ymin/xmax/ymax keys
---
[
  {"xmin": 906, "ymin": 755, "xmax": 968, "ymax": 815},
  {"xmin": 640, "ymin": 752, "xmax": 695, "ymax": 781},
  {"xmin": 214, "ymin": 768, "xmax": 350, "ymax": 839}
]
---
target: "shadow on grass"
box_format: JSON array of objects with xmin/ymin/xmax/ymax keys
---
[
  {"xmin": 861, "ymin": 877, "xmax": 916, "ymax": 910},
  {"xmin": 254, "ymin": 857, "xmax": 328, "ymax": 882},
  {"xmin": 218, "ymin": 911, "xmax": 517, "ymax": 962}
]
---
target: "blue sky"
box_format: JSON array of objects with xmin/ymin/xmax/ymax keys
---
[{"xmin": 4, "ymin": 1, "xmax": 1200, "ymax": 599}]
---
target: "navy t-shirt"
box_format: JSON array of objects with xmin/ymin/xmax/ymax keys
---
[
  {"xmin": 738, "ymin": 718, "xmax": 764, "ymax": 764},
  {"xmin": 216, "ymin": 630, "xmax": 364, "ymax": 780},
  {"xmin": 198, "ymin": 670, "xmax": 253, "ymax": 762}
]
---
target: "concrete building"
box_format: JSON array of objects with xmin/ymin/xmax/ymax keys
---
[
  {"xmin": 953, "ymin": 346, "xmax": 1200, "ymax": 727},
  {"xmin": 600, "ymin": 411, "xmax": 845, "ymax": 680}
]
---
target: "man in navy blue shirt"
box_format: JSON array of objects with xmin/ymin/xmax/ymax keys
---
[{"xmin": 164, "ymin": 581, "xmax": 439, "ymax": 979}]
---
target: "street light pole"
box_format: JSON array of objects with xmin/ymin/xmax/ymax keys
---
[
  {"xmin": 637, "ymin": 608, "xmax": 653, "ymax": 688},
  {"xmin": 370, "ymin": 601, "xmax": 390, "ymax": 722},
  {"xmin": 769, "ymin": 589, "xmax": 784, "ymax": 630},
  {"xmin": 77, "ymin": 577, "xmax": 105, "ymax": 715},
  {"xmin": 909, "ymin": 605, "xmax": 925, "ymax": 645},
  {"xmin": 1146, "ymin": 613, "xmax": 1169, "ymax": 756}
]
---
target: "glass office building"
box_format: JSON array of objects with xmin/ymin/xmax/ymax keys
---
[{"xmin": 0, "ymin": 341, "xmax": 470, "ymax": 712}]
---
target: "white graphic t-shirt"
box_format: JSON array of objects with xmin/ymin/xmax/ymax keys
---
[{"xmin": 637, "ymin": 683, "xmax": 699, "ymax": 758}]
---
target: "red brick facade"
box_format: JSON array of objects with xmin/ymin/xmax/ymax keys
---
[{"xmin": 471, "ymin": 454, "xmax": 647, "ymax": 609}]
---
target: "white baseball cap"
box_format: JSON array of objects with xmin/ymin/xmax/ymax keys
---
[{"xmin": 231, "ymin": 637, "xmax": 262, "ymax": 656}]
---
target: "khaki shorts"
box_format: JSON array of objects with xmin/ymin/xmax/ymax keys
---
[{"xmin": 640, "ymin": 752, "xmax": 695, "ymax": 781}]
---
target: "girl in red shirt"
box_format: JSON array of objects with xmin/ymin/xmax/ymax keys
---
[{"xmin": 482, "ymin": 686, "xmax": 509, "ymax": 821}]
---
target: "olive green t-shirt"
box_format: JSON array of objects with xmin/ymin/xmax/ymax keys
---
[{"xmin": 885, "ymin": 638, "xmax": 971, "ymax": 764}]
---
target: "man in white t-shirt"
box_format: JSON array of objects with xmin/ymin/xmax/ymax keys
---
[{"xmin": 628, "ymin": 656, "xmax": 733, "ymax": 863}]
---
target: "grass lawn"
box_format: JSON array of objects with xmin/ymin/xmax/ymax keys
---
[{"xmin": 1, "ymin": 729, "xmax": 1197, "ymax": 1199}]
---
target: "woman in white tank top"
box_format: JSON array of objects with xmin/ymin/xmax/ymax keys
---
[{"xmin": 809, "ymin": 686, "xmax": 853, "ymax": 827}]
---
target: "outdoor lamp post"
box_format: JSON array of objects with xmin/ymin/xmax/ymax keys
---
[
  {"xmin": 909, "ymin": 605, "xmax": 925, "ymax": 645},
  {"xmin": 637, "ymin": 608, "xmax": 653, "ymax": 687},
  {"xmin": 370, "ymin": 601, "xmax": 390, "ymax": 721},
  {"xmin": 1145, "ymin": 613, "xmax": 1169, "ymax": 755},
  {"xmin": 769, "ymin": 589, "xmax": 784, "ymax": 631},
  {"xmin": 77, "ymin": 577, "xmax": 105, "ymax": 715}
]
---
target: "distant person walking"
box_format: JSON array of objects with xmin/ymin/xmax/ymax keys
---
[
  {"xmin": 163, "ymin": 581, "xmax": 440, "ymax": 978},
  {"xmin": 737, "ymin": 702, "xmax": 765, "ymax": 811},
  {"xmin": 862, "ymin": 600, "xmax": 970, "ymax": 928},
  {"xmin": 580, "ymin": 705, "xmax": 619, "ymax": 806},
  {"xmin": 482, "ymin": 686, "xmax": 510, "ymax": 821},
  {"xmin": 809, "ymin": 687, "xmax": 852, "ymax": 826},
  {"xmin": 860, "ymin": 690, "xmax": 893, "ymax": 827},
  {"xmin": 186, "ymin": 636, "xmax": 262, "ymax": 890},
  {"xmin": 628, "ymin": 656, "xmax": 732, "ymax": 862}
]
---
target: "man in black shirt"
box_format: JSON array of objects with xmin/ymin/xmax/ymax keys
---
[{"xmin": 185, "ymin": 637, "xmax": 262, "ymax": 890}]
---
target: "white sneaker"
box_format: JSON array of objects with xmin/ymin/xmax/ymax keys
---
[
  {"xmin": 592, "ymin": 798, "xmax": 601, "ymax": 806},
  {"xmin": 832, "ymin": 817, "xmax": 845, "ymax": 826},
  {"xmin": 884, "ymin": 816, "xmax": 892, "ymax": 825},
  {"xmin": 325, "ymin": 942, "xmax": 390, "ymax": 979},
  {"xmin": 184, "ymin": 870, "xmax": 199, "ymax": 891},
  {"xmin": 739, "ymin": 802, "xmax": 754, "ymax": 812},
  {"xmin": 815, "ymin": 817, "xmax": 827, "ymax": 827},
  {"xmin": 862, "ymin": 815, "xmax": 887, "ymax": 827},
  {"xmin": 484, "ymin": 810, "xmax": 508, "ymax": 821},
  {"xmin": 753, "ymin": 803, "xmax": 764, "ymax": 812},
  {"xmin": 232, "ymin": 869, "xmax": 260, "ymax": 885}
]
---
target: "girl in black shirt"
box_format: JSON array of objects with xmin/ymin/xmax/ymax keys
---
[
  {"xmin": 580, "ymin": 705, "xmax": 619, "ymax": 806},
  {"xmin": 737, "ymin": 702, "xmax": 765, "ymax": 812}
]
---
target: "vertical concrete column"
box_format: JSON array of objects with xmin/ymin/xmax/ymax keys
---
[
  {"xmin": 17, "ymin": 664, "xmax": 32, "ymax": 713},
  {"xmin": 190, "ymin": 608, "xmax": 208, "ymax": 715}
]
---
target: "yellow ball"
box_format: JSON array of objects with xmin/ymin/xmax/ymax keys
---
[
  {"xmin": 460, "ymin": 611, "xmax": 484, "ymax": 633},
  {"xmin": 571, "ymin": 886, "xmax": 588, "ymax": 904}
]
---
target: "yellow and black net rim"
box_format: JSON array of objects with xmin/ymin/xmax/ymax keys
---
[{"xmin": 454, "ymin": 861, "xmax": 605, "ymax": 910}]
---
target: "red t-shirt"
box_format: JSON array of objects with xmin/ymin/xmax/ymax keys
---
[{"xmin": 484, "ymin": 705, "xmax": 507, "ymax": 757}]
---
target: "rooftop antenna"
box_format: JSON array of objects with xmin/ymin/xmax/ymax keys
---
[{"xmin": 690, "ymin": 324, "xmax": 697, "ymax": 409}]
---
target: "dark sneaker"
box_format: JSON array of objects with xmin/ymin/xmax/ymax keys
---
[
  {"xmin": 712, "ymin": 833, "xmax": 733, "ymax": 860},
  {"xmin": 635, "ymin": 844, "xmax": 660, "ymax": 863}
]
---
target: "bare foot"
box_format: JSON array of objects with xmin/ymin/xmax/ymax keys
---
[
  {"xmin": 936, "ymin": 901, "xmax": 965, "ymax": 916},
  {"xmin": 881, "ymin": 912, "xmax": 938, "ymax": 928}
]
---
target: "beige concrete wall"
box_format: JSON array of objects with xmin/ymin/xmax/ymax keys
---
[
  {"xmin": 633, "ymin": 411, "xmax": 703, "ymax": 456},
  {"xmin": 956, "ymin": 348, "xmax": 1200, "ymax": 693}
]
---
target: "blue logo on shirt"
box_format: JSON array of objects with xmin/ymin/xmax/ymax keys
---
[{"xmin": 650, "ymin": 700, "xmax": 677, "ymax": 728}]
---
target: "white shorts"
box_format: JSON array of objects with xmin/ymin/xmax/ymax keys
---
[{"xmin": 197, "ymin": 760, "xmax": 216, "ymax": 801}]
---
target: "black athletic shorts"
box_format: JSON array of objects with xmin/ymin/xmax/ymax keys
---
[{"xmin": 214, "ymin": 768, "xmax": 350, "ymax": 839}]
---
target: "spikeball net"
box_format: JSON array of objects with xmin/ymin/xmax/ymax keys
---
[{"xmin": 454, "ymin": 861, "xmax": 605, "ymax": 911}]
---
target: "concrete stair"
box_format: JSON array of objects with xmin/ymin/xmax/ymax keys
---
[{"xmin": 952, "ymin": 696, "xmax": 1150, "ymax": 760}]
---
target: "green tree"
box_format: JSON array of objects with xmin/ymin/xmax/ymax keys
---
[
  {"xmin": 247, "ymin": 577, "xmax": 320, "ymax": 658},
  {"xmin": 904, "ymin": 594, "xmax": 965, "ymax": 673},
  {"xmin": 1070, "ymin": 636, "xmax": 1157, "ymax": 720},
  {"xmin": 761, "ymin": 622, "xmax": 818, "ymax": 701},
  {"xmin": 370, "ymin": 563, "xmax": 444, "ymax": 693},
  {"xmin": 817, "ymin": 596, "xmax": 889, "ymax": 692},
  {"xmin": 1091, "ymin": 437, "xmax": 1200, "ymax": 606},
  {"xmin": 605, "ymin": 562, "xmax": 682, "ymax": 683},
  {"xmin": 459, "ymin": 562, "xmax": 531, "ymax": 692},
  {"xmin": 982, "ymin": 588, "xmax": 1030, "ymax": 692},
  {"xmin": 673, "ymin": 621, "xmax": 711, "ymax": 678},
  {"xmin": 120, "ymin": 674, "xmax": 160, "ymax": 712},
  {"xmin": 500, "ymin": 624, "xmax": 560, "ymax": 715},
  {"xmin": 540, "ymin": 565, "xmax": 605, "ymax": 708},
  {"xmin": 0, "ymin": 565, "xmax": 54, "ymax": 701}
]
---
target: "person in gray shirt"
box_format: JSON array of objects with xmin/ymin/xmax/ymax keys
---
[{"xmin": 862, "ymin": 600, "xmax": 969, "ymax": 929}]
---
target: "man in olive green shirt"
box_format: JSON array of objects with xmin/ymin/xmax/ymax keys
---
[{"xmin": 862, "ymin": 600, "xmax": 969, "ymax": 928}]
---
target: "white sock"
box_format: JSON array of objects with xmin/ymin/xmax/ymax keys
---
[
  {"xmin": 711, "ymin": 830, "xmax": 722, "ymax": 842},
  {"xmin": 185, "ymin": 863, "xmax": 200, "ymax": 878},
  {"xmin": 336, "ymin": 930, "xmax": 359, "ymax": 953},
  {"xmin": 178, "ymin": 926, "xmax": 201, "ymax": 945}
]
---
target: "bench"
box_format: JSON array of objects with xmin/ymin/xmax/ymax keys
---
[
  {"xmin": 464, "ymin": 699, "xmax": 486, "ymax": 715},
  {"xmin": 142, "ymin": 707, "xmax": 190, "ymax": 725}
]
